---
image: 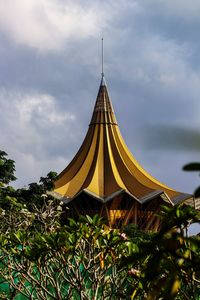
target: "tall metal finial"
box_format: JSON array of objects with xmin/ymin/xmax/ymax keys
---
[
  {"xmin": 101, "ymin": 37, "xmax": 104, "ymax": 78},
  {"xmin": 100, "ymin": 37, "xmax": 106, "ymax": 86}
]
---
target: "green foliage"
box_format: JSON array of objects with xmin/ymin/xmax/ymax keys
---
[
  {"xmin": 15, "ymin": 171, "xmax": 58, "ymax": 210},
  {"xmin": 121, "ymin": 204, "xmax": 200, "ymax": 299},
  {"xmin": 0, "ymin": 150, "xmax": 16, "ymax": 184},
  {"xmin": 0, "ymin": 151, "xmax": 200, "ymax": 299},
  {"xmin": 0, "ymin": 215, "xmax": 132, "ymax": 299},
  {"xmin": 0, "ymin": 154, "xmax": 59, "ymax": 234},
  {"xmin": 0, "ymin": 202, "xmax": 200, "ymax": 300},
  {"xmin": 39, "ymin": 171, "xmax": 58, "ymax": 190}
]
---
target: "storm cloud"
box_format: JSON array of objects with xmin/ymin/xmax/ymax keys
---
[{"xmin": 0, "ymin": 0, "xmax": 199, "ymax": 194}]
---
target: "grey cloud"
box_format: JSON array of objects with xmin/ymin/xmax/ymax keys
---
[
  {"xmin": 0, "ymin": 0, "xmax": 112, "ymax": 50},
  {"xmin": 135, "ymin": 1, "xmax": 200, "ymax": 69},
  {"xmin": 0, "ymin": 0, "xmax": 199, "ymax": 194}
]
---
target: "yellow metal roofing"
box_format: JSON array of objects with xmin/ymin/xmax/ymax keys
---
[{"xmin": 54, "ymin": 76, "xmax": 191, "ymax": 204}]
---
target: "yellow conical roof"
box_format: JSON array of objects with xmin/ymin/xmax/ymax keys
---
[{"xmin": 53, "ymin": 76, "xmax": 191, "ymax": 205}]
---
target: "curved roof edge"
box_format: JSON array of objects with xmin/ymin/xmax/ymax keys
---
[
  {"xmin": 53, "ymin": 76, "xmax": 193, "ymax": 208},
  {"xmin": 50, "ymin": 188, "xmax": 193, "ymax": 207}
]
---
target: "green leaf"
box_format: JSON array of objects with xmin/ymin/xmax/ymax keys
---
[{"xmin": 86, "ymin": 215, "xmax": 93, "ymax": 224}]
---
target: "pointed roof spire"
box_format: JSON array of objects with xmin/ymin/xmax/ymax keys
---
[
  {"xmin": 89, "ymin": 38, "xmax": 117, "ymax": 125},
  {"xmin": 53, "ymin": 46, "xmax": 192, "ymax": 214},
  {"xmin": 100, "ymin": 75, "xmax": 106, "ymax": 87},
  {"xmin": 89, "ymin": 80, "xmax": 117, "ymax": 125}
]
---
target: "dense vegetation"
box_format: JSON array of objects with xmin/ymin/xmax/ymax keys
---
[{"xmin": 0, "ymin": 151, "xmax": 200, "ymax": 299}]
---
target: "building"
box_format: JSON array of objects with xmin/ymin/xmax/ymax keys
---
[{"xmin": 52, "ymin": 74, "xmax": 192, "ymax": 230}]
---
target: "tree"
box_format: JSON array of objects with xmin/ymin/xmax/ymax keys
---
[
  {"xmin": 15, "ymin": 171, "xmax": 58, "ymax": 210},
  {"xmin": 0, "ymin": 151, "xmax": 59, "ymax": 234},
  {"xmin": 1, "ymin": 150, "xmax": 200, "ymax": 299},
  {"xmin": 0, "ymin": 150, "xmax": 16, "ymax": 184},
  {"xmin": 0, "ymin": 215, "xmax": 133, "ymax": 300},
  {"xmin": 121, "ymin": 204, "xmax": 200, "ymax": 300}
]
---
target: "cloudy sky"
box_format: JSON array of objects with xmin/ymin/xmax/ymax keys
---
[{"xmin": 0, "ymin": 0, "xmax": 200, "ymax": 195}]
